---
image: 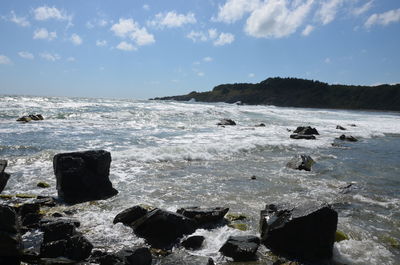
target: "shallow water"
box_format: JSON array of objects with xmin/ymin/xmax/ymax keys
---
[{"xmin": 0, "ymin": 95, "xmax": 399, "ymax": 264}]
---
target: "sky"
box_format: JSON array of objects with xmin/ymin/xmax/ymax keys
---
[{"xmin": 0, "ymin": 0, "xmax": 399, "ymax": 99}]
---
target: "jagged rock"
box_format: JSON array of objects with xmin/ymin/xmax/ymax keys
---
[
  {"xmin": 217, "ymin": 119, "xmax": 236, "ymax": 126},
  {"xmin": 0, "ymin": 205, "xmax": 22, "ymax": 260},
  {"xmin": 65, "ymin": 234, "xmax": 93, "ymax": 261},
  {"xmin": 181, "ymin": 235, "xmax": 205, "ymax": 250},
  {"xmin": 219, "ymin": 235, "xmax": 260, "ymax": 261},
  {"xmin": 117, "ymin": 247, "xmax": 152, "ymax": 265},
  {"xmin": 41, "ymin": 219, "xmax": 78, "ymax": 243},
  {"xmin": 113, "ymin": 205, "xmax": 148, "ymax": 226},
  {"xmin": 293, "ymin": 126, "xmax": 319, "ymax": 135},
  {"xmin": 0, "ymin": 160, "xmax": 10, "ymax": 193},
  {"xmin": 286, "ymin": 155, "xmax": 315, "ymax": 171},
  {"xmin": 29, "ymin": 114, "xmax": 44, "ymax": 120},
  {"xmin": 53, "ymin": 150, "xmax": 118, "ymax": 204},
  {"xmin": 132, "ymin": 208, "xmax": 197, "ymax": 249},
  {"xmin": 289, "ymin": 134, "xmax": 316, "ymax": 140},
  {"xmin": 336, "ymin": 125, "xmax": 346, "ymax": 130},
  {"xmin": 339, "ymin": 134, "xmax": 358, "ymax": 142},
  {"xmin": 176, "ymin": 207, "xmax": 229, "ymax": 227},
  {"xmin": 260, "ymin": 202, "xmax": 337, "ymax": 262}
]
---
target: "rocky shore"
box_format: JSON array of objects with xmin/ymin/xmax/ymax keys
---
[{"xmin": 0, "ymin": 121, "xmax": 363, "ymax": 265}]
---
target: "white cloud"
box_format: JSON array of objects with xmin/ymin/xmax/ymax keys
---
[
  {"xmin": 187, "ymin": 29, "xmax": 235, "ymax": 46},
  {"xmin": 214, "ymin": 32, "xmax": 235, "ymax": 46},
  {"xmin": 86, "ymin": 19, "xmax": 109, "ymax": 29},
  {"xmin": 197, "ymin": 72, "xmax": 205, "ymax": 77},
  {"xmin": 143, "ymin": 4, "xmax": 150, "ymax": 11},
  {"xmin": 116, "ymin": 41, "xmax": 137, "ymax": 51},
  {"xmin": 203, "ymin": 56, "xmax": 213, "ymax": 62},
  {"xmin": 148, "ymin": 11, "xmax": 196, "ymax": 28},
  {"xmin": 316, "ymin": 0, "xmax": 344, "ymax": 25},
  {"xmin": 0, "ymin": 55, "xmax": 12, "ymax": 65},
  {"xmin": 96, "ymin": 40, "xmax": 107, "ymax": 47},
  {"xmin": 18, "ymin": 51, "xmax": 34, "ymax": 60},
  {"xmin": 215, "ymin": 0, "xmax": 260, "ymax": 23},
  {"xmin": 70, "ymin": 33, "xmax": 82, "ymax": 45},
  {"xmin": 248, "ymin": 73, "xmax": 255, "ymax": 78},
  {"xmin": 245, "ymin": 0, "xmax": 314, "ymax": 38},
  {"xmin": 33, "ymin": 6, "xmax": 70, "ymax": 21},
  {"xmin": 67, "ymin": 57, "xmax": 76, "ymax": 62},
  {"xmin": 9, "ymin": 11, "xmax": 30, "ymax": 27},
  {"xmin": 325, "ymin": 57, "xmax": 331, "ymax": 64},
  {"xmin": 352, "ymin": 0, "xmax": 374, "ymax": 16},
  {"xmin": 111, "ymin": 18, "xmax": 155, "ymax": 46},
  {"xmin": 40, "ymin": 52, "xmax": 60, "ymax": 62},
  {"xmin": 33, "ymin": 28, "xmax": 57, "ymax": 40},
  {"xmin": 302, "ymin": 24, "xmax": 314, "ymax": 36},
  {"xmin": 365, "ymin": 8, "xmax": 400, "ymax": 28}
]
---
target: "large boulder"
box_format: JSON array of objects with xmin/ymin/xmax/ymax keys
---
[
  {"xmin": 219, "ymin": 235, "xmax": 260, "ymax": 261},
  {"xmin": 181, "ymin": 235, "xmax": 205, "ymax": 250},
  {"xmin": 176, "ymin": 207, "xmax": 229, "ymax": 227},
  {"xmin": 53, "ymin": 150, "xmax": 118, "ymax": 203},
  {"xmin": 338, "ymin": 134, "xmax": 358, "ymax": 142},
  {"xmin": 260, "ymin": 202, "xmax": 337, "ymax": 262},
  {"xmin": 0, "ymin": 205, "xmax": 22, "ymax": 261},
  {"xmin": 113, "ymin": 205, "xmax": 148, "ymax": 226},
  {"xmin": 132, "ymin": 208, "xmax": 197, "ymax": 249},
  {"xmin": 286, "ymin": 155, "xmax": 315, "ymax": 171},
  {"xmin": 117, "ymin": 248, "xmax": 152, "ymax": 265},
  {"xmin": 0, "ymin": 160, "xmax": 10, "ymax": 193}
]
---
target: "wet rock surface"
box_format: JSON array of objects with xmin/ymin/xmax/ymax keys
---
[
  {"xmin": 217, "ymin": 119, "xmax": 236, "ymax": 126},
  {"xmin": 113, "ymin": 205, "xmax": 148, "ymax": 226},
  {"xmin": 0, "ymin": 160, "xmax": 10, "ymax": 193},
  {"xmin": 286, "ymin": 155, "xmax": 315, "ymax": 171},
  {"xmin": 177, "ymin": 206, "xmax": 229, "ymax": 227},
  {"xmin": 0, "ymin": 205, "xmax": 22, "ymax": 261},
  {"xmin": 181, "ymin": 235, "xmax": 205, "ymax": 250},
  {"xmin": 219, "ymin": 235, "xmax": 260, "ymax": 261},
  {"xmin": 53, "ymin": 150, "xmax": 118, "ymax": 204},
  {"xmin": 339, "ymin": 134, "xmax": 358, "ymax": 142},
  {"xmin": 260, "ymin": 202, "xmax": 337, "ymax": 262}
]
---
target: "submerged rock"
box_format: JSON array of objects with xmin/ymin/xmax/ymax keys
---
[
  {"xmin": 289, "ymin": 134, "xmax": 316, "ymax": 140},
  {"xmin": 181, "ymin": 235, "xmax": 205, "ymax": 250},
  {"xmin": 338, "ymin": 134, "xmax": 358, "ymax": 142},
  {"xmin": 260, "ymin": 202, "xmax": 337, "ymax": 262},
  {"xmin": 113, "ymin": 205, "xmax": 148, "ymax": 226},
  {"xmin": 0, "ymin": 160, "xmax": 10, "ymax": 193},
  {"xmin": 255, "ymin": 123, "xmax": 266, "ymax": 127},
  {"xmin": 219, "ymin": 235, "xmax": 260, "ymax": 261},
  {"xmin": 217, "ymin": 119, "xmax": 236, "ymax": 126},
  {"xmin": 16, "ymin": 114, "xmax": 44, "ymax": 122},
  {"xmin": 117, "ymin": 247, "xmax": 152, "ymax": 265},
  {"xmin": 177, "ymin": 207, "xmax": 229, "ymax": 227},
  {"xmin": 53, "ymin": 150, "xmax": 118, "ymax": 204},
  {"xmin": 132, "ymin": 208, "xmax": 197, "ymax": 249},
  {"xmin": 286, "ymin": 155, "xmax": 315, "ymax": 171},
  {"xmin": 336, "ymin": 125, "xmax": 346, "ymax": 130}
]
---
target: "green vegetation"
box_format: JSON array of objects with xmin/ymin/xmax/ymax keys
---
[{"xmin": 154, "ymin": 77, "xmax": 400, "ymax": 111}]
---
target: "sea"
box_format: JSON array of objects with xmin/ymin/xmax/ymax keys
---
[{"xmin": 0, "ymin": 95, "xmax": 399, "ymax": 265}]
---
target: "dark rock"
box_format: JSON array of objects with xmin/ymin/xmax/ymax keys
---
[
  {"xmin": 37, "ymin": 182, "xmax": 50, "ymax": 188},
  {"xmin": 29, "ymin": 114, "xmax": 44, "ymax": 121},
  {"xmin": 260, "ymin": 202, "xmax": 337, "ymax": 262},
  {"xmin": 0, "ymin": 256, "xmax": 20, "ymax": 265},
  {"xmin": 132, "ymin": 208, "xmax": 197, "ymax": 249},
  {"xmin": 339, "ymin": 134, "xmax": 358, "ymax": 142},
  {"xmin": 40, "ymin": 239, "xmax": 68, "ymax": 258},
  {"xmin": 53, "ymin": 150, "xmax": 118, "ymax": 204},
  {"xmin": 21, "ymin": 249, "xmax": 41, "ymax": 264},
  {"xmin": 113, "ymin": 205, "xmax": 148, "ymax": 226},
  {"xmin": 17, "ymin": 116, "xmax": 32, "ymax": 122},
  {"xmin": 117, "ymin": 247, "xmax": 152, "ymax": 265},
  {"xmin": 0, "ymin": 160, "xmax": 10, "ymax": 193},
  {"xmin": 289, "ymin": 134, "xmax": 316, "ymax": 140},
  {"xmin": 0, "ymin": 205, "xmax": 21, "ymax": 258},
  {"xmin": 65, "ymin": 234, "xmax": 93, "ymax": 261},
  {"xmin": 293, "ymin": 126, "xmax": 319, "ymax": 135},
  {"xmin": 41, "ymin": 219, "xmax": 77, "ymax": 243},
  {"xmin": 97, "ymin": 253, "xmax": 124, "ymax": 265},
  {"xmin": 34, "ymin": 196, "xmax": 57, "ymax": 207},
  {"xmin": 219, "ymin": 235, "xmax": 260, "ymax": 261},
  {"xmin": 286, "ymin": 155, "xmax": 315, "ymax": 171},
  {"xmin": 251, "ymin": 175, "xmax": 257, "ymax": 180},
  {"xmin": 18, "ymin": 203, "xmax": 40, "ymax": 219},
  {"xmin": 255, "ymin": 123, "xmax": 266, "ymax": 127},
  {"xmin": 22, "ymin": 213, "xmax": 43, "ymax": 227},
  {"xmin": 176, "ymin": 206, "xmax": 229, "ymax": 227},
  {"xmin": 52, "ymin": 212, "xmax": 63, "ymax": 218},
  {"xmin": 40, "ymin": 257, "xmax": 77, "ymax": 265},
  {"xmin": 336, "ymin": 125, "xmax": 346, "ymax": 130},
  {"xmin": 181, "ymin": 235, "xmax": 205, "ymax": 250},
  {"xmin": 217, "ymin": 119, "xmax": 236, "ymax": 126}
]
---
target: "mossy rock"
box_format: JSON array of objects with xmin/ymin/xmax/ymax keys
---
[
  {"xmin": 383, "ymin": 236, "xmax": 400, "ymax": 249},
  {"xmin": 228, "ymin": 223, "xmax": 248, "ymax": 231},
  {"xmin": 16, "ymin": 193, "xmax": 37, "ymax": 199},
  {"xmin": 226, "ymin": 213, "xmax": 247, "ymax": 221},
  {"xmin": 0, "ymin": 194, "xmax": 13, "ymax": 199},
  {"xmin": 37, "ymin": 182, "xmax": 50, "ymax": 188},
  {"xmin": 335, "ymin": 230, "xmax": 349, "ymax": 242}
]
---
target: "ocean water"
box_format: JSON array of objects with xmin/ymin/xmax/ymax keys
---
[{"xmin": 0, "ymin": 95, "xmax": 399, "ymax": 265}]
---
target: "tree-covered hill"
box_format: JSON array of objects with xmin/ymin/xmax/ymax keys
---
[{"xmin": 153, "ymin": 77, "xmax": 400, "ymax": 111}]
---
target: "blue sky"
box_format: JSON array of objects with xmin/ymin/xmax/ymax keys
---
[{"xmin": 0, "ymin": 0, "xmax": 399, "ymax": 99}]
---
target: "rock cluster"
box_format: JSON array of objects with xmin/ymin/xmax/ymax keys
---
[
  {"xmin": 290, "ymin": 126, "xmax": 319, "ymax": 140},
  {"xmin": 16, "ymin": 114, "xmax": 44, "ymax": 122}
]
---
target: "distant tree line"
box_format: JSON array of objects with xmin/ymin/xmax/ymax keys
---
[{"xmin": 153, "ymin": 77, "xmax": 400, "ymax": 111}]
